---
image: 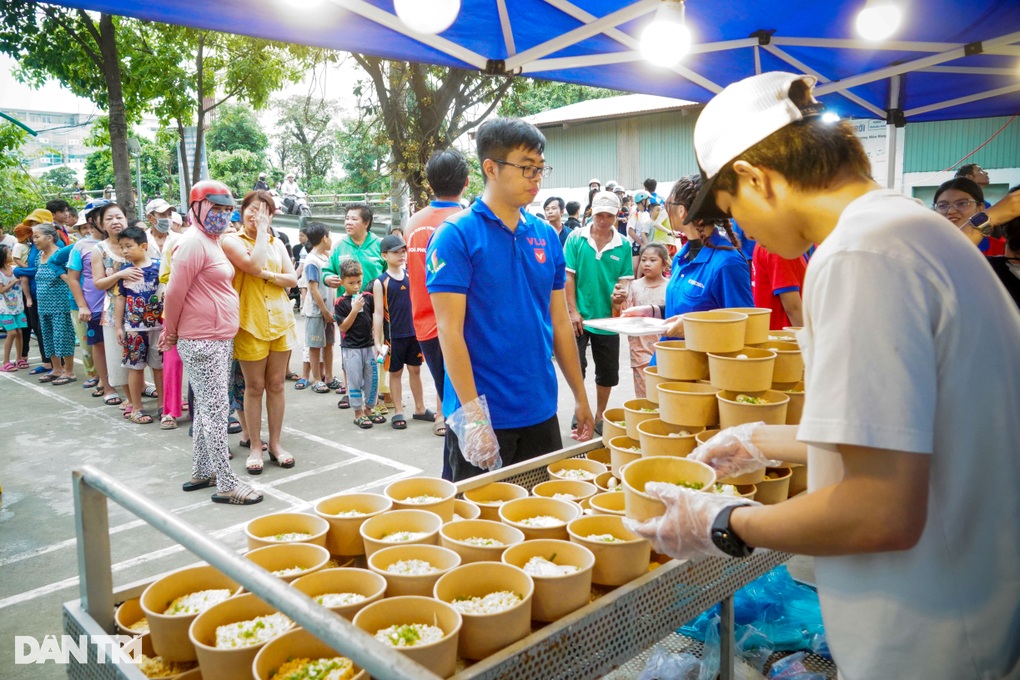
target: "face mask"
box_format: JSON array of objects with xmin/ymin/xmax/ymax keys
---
[
  {"xmin": 154, "ymin": 218, "xmax": 172, "ymax": 233},
  {"xmin": 203, "ymin": 209, "xmax": 231, "ymax": 235}
]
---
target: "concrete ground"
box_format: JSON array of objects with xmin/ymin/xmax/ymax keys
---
[{"xmin": 0, "ymin": 328, "xmax": 643, "ymax": 680}]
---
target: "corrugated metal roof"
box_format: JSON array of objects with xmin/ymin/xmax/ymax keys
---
[
  {"xmin": 903, "ymin": 115, "xmax": 1020, "ymax": 174},
  {"xmin": 524, "ymin": 94, "xmax": 699, "ymax": 128}
]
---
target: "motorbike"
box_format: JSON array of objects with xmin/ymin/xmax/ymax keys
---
[{"xmin": 281, "ymin": 191, "xmax": 312, "ymax": 217}]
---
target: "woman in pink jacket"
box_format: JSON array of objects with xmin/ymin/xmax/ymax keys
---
[{"xmin": 160, "ymin": 181, "xmax": 262, "ymax": 505}]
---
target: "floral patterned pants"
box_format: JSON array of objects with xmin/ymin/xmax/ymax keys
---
[{"xmin": 177, "ymin": 338, "xmax": 239, "ymax": 492}]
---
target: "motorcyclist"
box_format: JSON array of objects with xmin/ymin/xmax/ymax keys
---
[
  {"xmin": 280, "ymin": 172, "xmax": 301, "ymax": 198},
  {"xmin": 254, "ymin": 172, "xmax": 270, "ymax": 192}
]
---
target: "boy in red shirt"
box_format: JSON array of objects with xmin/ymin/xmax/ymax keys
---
[{"xmin": 752, "ymin": 242, "xmax": 807, "ymax": 329}]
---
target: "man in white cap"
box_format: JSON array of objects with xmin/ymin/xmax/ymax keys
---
[
  {"xmin": 627, "ymin": 72, "xmax": 1020, "ymax": 678},
  {"xmin": 280, "ymin": 172, "xmax": 300, "ymax": 198},
  {"xmin": 144, "ymin": 198, "xmax": 174, "ymax": 256}
]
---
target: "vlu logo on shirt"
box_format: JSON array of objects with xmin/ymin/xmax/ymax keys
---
[{"xmin": 533, "ymin": 248, "xmax": 546, "ymax": 264}]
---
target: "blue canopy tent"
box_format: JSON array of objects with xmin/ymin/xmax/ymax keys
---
[{"xmin": 43, "ymin": 0, "xmax": 1020, "ymax": 180}]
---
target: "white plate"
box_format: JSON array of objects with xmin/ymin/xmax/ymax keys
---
[{"xmin": 582, "ymin": 317, "xmax": 671, "ymax": 336}]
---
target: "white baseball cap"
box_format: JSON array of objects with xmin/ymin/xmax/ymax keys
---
[
  {"xmin": 591, "ymin": 191, "xmax": 621, "ymax": 216},
  {"xmin": 687, "ymin": 72, "xmax": 822, "ymax": 224},
  {"xmin": 145, "ymin": 198, "xmax": 172, "ymax": 215}
]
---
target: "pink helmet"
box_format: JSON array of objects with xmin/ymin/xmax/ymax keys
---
[{"xmin": 189, "ymin": 180, "xmax": 234, "ymax": 207}]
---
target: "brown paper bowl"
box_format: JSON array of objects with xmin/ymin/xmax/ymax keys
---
[
  {"xmin": 290, "ymin": 568, "xmax": 386, "ymax": 620},
  {"xmin": 735, "ymin": 484, "xmax": 757, "ymax": 500},
  {"xmin": 585, "ymin": 447, "xmax": 612, "ymax": 466},
  {"xmin": 498, "ymin": 497, "xmax": 582, "ymax": 541},
  {"xmin": 760, "ymin": 340, "xmax": 804, "ymax": 383},
  {"xmin": 245, "ymin": 512, "xmax": 329, "ymax": 551},
  {"xmin": 722, "ymin": 307, "xmax": 772, "ymax": 345},
  {"xmin": 707, "ymin": 347, "xmax": 778, "ymax": 393},
  {"xmin": 140, "ymin": 565, "xmax": 241, "ymax": 662},
  {"xmin": 385, "ymin": 477, "xmax": 458, "ymax": 523},
  {"xmin": 314, "ymin": 493, "xmax": 392, "ymax": 557},
  {"xmin": 642, "ymin": 366, "xmax": 666, "ymax": 403},
  {"xmin": 252, "ymin": 627, "xmax": 366, "ymax": 680},
  {"xmin": 501, "ymin": 539, "xmax": 595, "ymax": 622},
  {"xmin": 546, "ymin": 458, "xmax": 607, "ymax": 483},
  {"xmin": 366, "ymin": 544, "xmax": 462, "ymax": 598},
  {"xmin": 463, "ymin": 482, "xmax": 529, "ymax": 522},
  {"xmin": 567, "ymin": 515, "xmax": 651, "ymax": 586},
  {"xmin": 352, "ymin": 596, "xmax": 462, "ymax": 678},
  {"xmin": 773, "ymin": 381, "xmax": 805, "ymax": 425},
  {"xmin": 636, "ymin": 418, "xmax": 703, "ymax": 458},
  {"xmin": 601, "ymin": 408, "xmax": 628, "ymax": 447},
  {"xmin": 657, "ymin": 381, "xmax": 720, "ymax": 428},
  {"xmin": 243, "ymin": 543, "xmax": 331, "ymax": 585},
  {"xmin": 756, "ymin": 467, "xmax": 793, "ymax": 505},
  {"xmin": 623, "ymin": 399, "xmax": 661, "ymax": 439},
  {"xmin": 680, "ymin": 310, "xmax": 748, "ymax": 353},
  {"xmin": 453, "ymin": 499, "xmax": 481, "ymax": 521},
  {"xmin": 653, "ymin": 340, "xmax": 710, "ymax": 382},
  {"xmin": 531, "ymin": 479, "xmax": 598, "ymax": 508},
  {"xmin": 439, "ymin": 519, "xmax": 525, "ymax": 563},
  {"xmin": 432, "ymin": 562, "xmax": 534, "ymax": 660},
  {"xmin": 359, "ymin": 509, "xmax": 442, "ymax": 558},
  {"xmin": 607, "ymin": 435, "xmax": 643, "ymax": 477},
  {"xmin": 594, "ymin": 471, "xmax": 623, "ymax": 493},
  {"xmin": 188, "ymin": 593, "xmax": 292, "ymax": 680},
  {"xmin": 621, "ymin": 456, "xmax": 717, "ymax": 522},
  {"xmin": 717, "ymin": 390, "xmax": 790, "ymax": 429},
  {"xmin": 588, "ymin": 491, "xmax": 627, "ymax": 516},
  {"xmin": 786, "ymin": 463, "xmax": 808, "ymax": 497},
  {"xmin": 115, "ymin": 597, "xmax": 148, "ymax": 636}
]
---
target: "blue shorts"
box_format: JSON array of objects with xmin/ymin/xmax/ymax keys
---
[{"xmin": 0, "ymin": 312, "xmax": 27, "ymax": 332}]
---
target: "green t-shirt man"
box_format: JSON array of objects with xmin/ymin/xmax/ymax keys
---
[{"xmin": 564, "ymin": 225, "xmax": 634, "ymax": 334}]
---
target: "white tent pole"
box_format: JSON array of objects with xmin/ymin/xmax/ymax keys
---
[
  {"xmin": 496, "ymin": 0, "xmax": 517, "ymax": 57},
  {"xmin": 904, "ymin": 82, "xmax": 1020, "ymax": 117},
  {"xmin": 815, "ymin": 30, "xmax": 1020, "ymax": 95},
  {"xmin": 763, "ymin": 45, "xmax": 886, "ymax": 118},
  {"xmin": 328, "ymin": 0, "xmax": 488, "ymax": 69},
  {"xmin": 773, "ymin": 37, "xmax": 960, "ymax": 52},
  {"xmin": 504, "ymin": 0, "xmax": 659, "ymax": 71},
  {"xmin": 754, "ymin": 45, "xmax": 761, "ymax": 74},
  {"xmin": 886, "ymin": 75, "xmax": 900, "ymax": 191},
  {"xmin": 921, "ymin": 65, "xmax": 1020, "ymax": 76},
  {"xmin": 540, "ymin": 0, "xmax": 724, "ymax": 92},
  {"xmin": 524, "ymin": 52, "xmax": 642, "ymax": 72}
]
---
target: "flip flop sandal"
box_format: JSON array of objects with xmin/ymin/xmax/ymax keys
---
[
  {"xmin": 211, "ymin": 484, "xmax": 263, "ymax": 505},
  {"xmin": 268, "ymin": 450, "xmax": 295, "ymax": 468},
  {"xmin": 122, "ymin": 406, "xmax": 134, "ymax": 419},
  {"xmin": 245, "ymin": 455, "xmax": 264, "ymax": 475},
  {"xmin": 30, "ymin": 365, "xmax": 51, "ymax": 375},
  {"xmin": 182, "ymin": 476, "xmax": 214, "ymax": 492},
  {"xmin": 370, "ymin": 412, "xmax": 387, "ymax": 424},
  {"xmin": 17, "ymin": 359, "xmax": 29, "ymax": 369},
  {"xmin": 38, "ymin": 373, "xmax": 58, "ymax": 383},
  {"xmin": 83, "ymin": 377, "xmax": 100, "ymax": 389},
  {"xmin": 52, "ymin": 376, "xmax": 77, "ymax": 385},
  {"xmin": 327, "ymin": 378, "xmax": 343, "ymax": 391},
  {"xmin": 337, "ymin": 395, "xmax": 351, "ymax": 409},
  {"xmin": 160, "ymin": 414, "xmax": 178, "ymax": 430},
  {"xmin": 285, "ymin": 372, "xmax": 300, "ymax": 381},
  {"xmin": 294, "ymin": 378, "xmax": 310, "ymax": 390},
  {"xmin": 355, "ymin": 416, "xmax": 373, "ymax": 429},
  {"xmin": 0, "ymin": 362, "xmax": 17, "ymax": 373},
  {"xmin": 129, "ymin": 410, "xmax": 153, "ymax": 424},
  {"xmin": 391, "ymin": 415, "xmax": 407, "ymax": 430},
  {"xmin": 433, "ymin": 421, "xmax": 447, "ymax": 437},
  {"xmin": 312, "ymin": 381, "xmax": 330, "ymax": 393},
  {"xmin": 412, "ymin": 409, "xmax": 436, "ymax": 422},
  {"xmin": 335, "ymin": 385, "xmax": 347, "ymax": 395},
  {"xmin": 92, "ymin": 386, "xmax": 106, "ymax": 397},
  {"xmin": 142, "ymin": 385, "xmax": 158, "ymax": 398},
  {"xmin": 103, "ymin": 393, "xmax": 123, "ymax": 405},
  {"xmin": 227, "ymin": 416, "xmax": 243, "ymax": 435}
]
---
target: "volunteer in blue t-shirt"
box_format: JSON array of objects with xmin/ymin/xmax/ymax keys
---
[
  {"xmin": 621, "ymin": 175, "xmax": 752, "ymax": 337},
  {"xmin": 427, "ymin": 117, "xmax": 595, "ymax": 481}
]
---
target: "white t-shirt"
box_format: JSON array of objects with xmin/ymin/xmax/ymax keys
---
[
  {"xmin": 1, "ymin": 233, "xmax": 16, "ymax": 251},
  {"xmin": 798, "ymin": 189, "xmax": 1020, "ymax": 679},
  {"xmin": 300, "ymin": 250, "xmax": 334, "ymax": 318}
]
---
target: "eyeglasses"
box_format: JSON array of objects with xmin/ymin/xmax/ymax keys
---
[
  {"xmin": 492, "ymin": 159, "xmax": 553, "ymax": 180},
  {"xmin": 933, "ymin": 199, "xmax": 978, "ymax": 214}
]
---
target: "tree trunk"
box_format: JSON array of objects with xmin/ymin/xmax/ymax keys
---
[
  {"xmin": 176, "ymin": 117, "xmax": 191, "ymax": 200},
  {"xmin": 192, "ymin": 36, "xmax": 206, "ymax": 186},
  {"xmin": 389, "ymin": 174, "xmax": 409, "ymax": 229},
  {"xmin": 98, "ymin": 14, "xmax": 135, "ymax": 217}
]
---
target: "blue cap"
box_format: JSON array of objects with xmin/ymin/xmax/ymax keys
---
[{"xmin": 231, "ymin": 210, "xmax": 242, "ymax": 222}]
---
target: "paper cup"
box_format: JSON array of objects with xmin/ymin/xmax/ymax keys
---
[
  {"xmin": 707, "ymin": 347, "xmax": 777, "ymax": 393},
  {"xmin": 657, "ymin": 381, "xmax": 720, "ymax": 427},
  {"xmin": 359, "ymin": 509, "xmax": 442, "ymax": 558},
  {"xmin": 290, "ymin": 568, "xmax": 386, "ymax": 620},
  {"xmin": 636, "ymin": 418, "xmax": 703, "ymax": 458},
  {"xmin": 567, "ymin": 515, "xmax": 651, "ymax": 586},
  {"xmin": 385, "ymin": 477, "xmax": 457, "ymax": 523},
  {"xmin": 463, "ymin": 482, "xmax": 529, "ymax": 522},
  {"xmin": 501, "ymin": 539, "xmax": 595, "ymax": 622},
  {"xmin": 681, "ymin": 310, "xmax": 748, "ymax": 353},
  {"xmin": 314, "ymin": 493, "xmax": 392, "ymax": 557},
  {"xmin": 439, "ymin": 519, "xmax": 525, "ymax": 563},
  {"xmin": 245, "ymin": 512, "xmax": 329, "ymax": 551},
  {"xmin": 620, "ymin": 456, "xmax": 717, "ymax": 522},
  {"xmin": 352, "ymin": 596, "xmax": 462, "ymax": 678},
  {"xmin": 653, "ymin": 340, "xmax": 710, "ymax": 381},
  {"xmin": 366, "ymin": 544, "xmax": 462, "ymax": 598}
]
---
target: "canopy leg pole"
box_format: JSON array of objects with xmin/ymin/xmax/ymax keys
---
[{"xmin": 886, "ymin": 75, "xmax": 901, "ymax": 191}]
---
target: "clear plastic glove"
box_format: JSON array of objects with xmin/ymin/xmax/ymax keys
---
[
  {"xmin": 690, "ymin": 422, "xmax": 772, "ymax": 480},
  {"xmin": 446, "ymin": 394, "xmax": 502, "ymax": 472},
  {"xmin": 624, "ymin": 482, "xmax": 758, "ymax": 561}
]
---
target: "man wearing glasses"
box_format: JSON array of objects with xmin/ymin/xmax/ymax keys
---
[{"xmin": 427, "ymin": 117, "xmax": 595, "ymax": 481}]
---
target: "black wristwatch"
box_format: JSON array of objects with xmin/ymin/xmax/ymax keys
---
[
  {"xmin": 711, "ymin": 505, "xmax": 754, "ymax": 558},
  {"xmin": 967, "ymin": 211, "xmax": 993, "ymax": 236}
]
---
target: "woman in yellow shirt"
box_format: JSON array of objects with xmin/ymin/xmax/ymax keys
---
[{"xmin": 222, "ymin": 190, "xmax": 298, "ymax": 474}]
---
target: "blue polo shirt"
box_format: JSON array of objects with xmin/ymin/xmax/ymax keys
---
[
  {"xmin": 426, "ymin": 199, "xmax": 566, "ymax": 430},
  {"xmin": 665, "ymin": 231, "xmax": 753, "ymax": 316}
]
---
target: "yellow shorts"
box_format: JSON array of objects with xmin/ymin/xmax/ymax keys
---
[{"xmin": 234, "ymin": 326, "xmax": 296, "ymax": 362}]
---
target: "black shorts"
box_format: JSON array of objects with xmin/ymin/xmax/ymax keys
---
[
  {"xmin": 419, "ymin": 336, "xmax": 445, "ymax": 401},
  {"xmin": 445, "ymin": 414, "xmax": 562, "ymax": 482},
  {"xmin": 85, "ymin": 316, "xmax": 104, "ymax": 347},
  {"xmin": 576, "ymin": 330, "xmax": 620, "ymax": 387},
  {"xmin": 387, "ymin": 335, "xmax": 423, "ymax": 372}
]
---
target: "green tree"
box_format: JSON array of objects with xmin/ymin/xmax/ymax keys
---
[
  {"xmin": 273, "ymin": 94, "xmax": 340, "ymax": 192},
  {"xmin": 83, "ymin": 136, "xmax": 173, "ymax": 204},
  {"xmin": 40, "ymin": 166, "xmax": 79, "ymax": 193},
  {"xmin": 0, "ymin": 122, "xmax": 43, "ymax": 229},
  {"xmin": 497, "ymin": 81, "xmax": 621, "ymax": 118},
  {"xmin": 207, "ymin": 148, "xmax": 263, "ymax": 198},
  {"xmin": 207, "ymin": 103, "xmax": 269, "ymax": 159},
  {"xmin": 336, "ymin": 114, "xmax": 389, "ymax": 195}
]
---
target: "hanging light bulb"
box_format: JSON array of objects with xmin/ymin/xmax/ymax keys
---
[
  {"xmin": 821, "ymin": 111, "xmax": 840, "ymax": 124},
  {"xmin": 394, "ymin": 0, "xmax": 461, "ymax": 35},
  {"xmin": 855, "ymin": 0, "xmax": 902, "ymax": 41},
  {"xmin": 640, "ymin": 0, "xmax": 693, "ymax": 67}
]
